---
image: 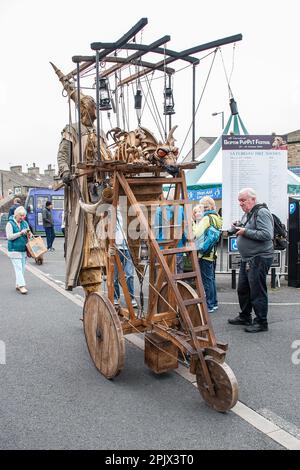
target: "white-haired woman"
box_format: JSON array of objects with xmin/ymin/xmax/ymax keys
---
[
  {"xmin": 6, "ymin": 206, "xmax": 30, "ymax": 294},
  {"xmin": 193, "ymin": 196, "xmax": 222, "ymax": 312}
]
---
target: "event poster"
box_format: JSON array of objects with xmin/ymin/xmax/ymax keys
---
[{"xmin": 222, "ymin": 135, "xmax": 288, "ymax": 229}]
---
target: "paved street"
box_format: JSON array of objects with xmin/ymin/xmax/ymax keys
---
[{"xmin": 0, "ymin": 237, "xmax": 299, "ymax": 450}]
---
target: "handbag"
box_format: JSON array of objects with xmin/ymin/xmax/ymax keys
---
[{"xmin": 26, "ymin": 235, "xmax": 47, "ymax": 259}]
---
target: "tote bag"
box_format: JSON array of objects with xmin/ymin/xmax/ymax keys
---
[{"xmin": 26, "ymin": 236, "xmax": 47, "ymax": 258}]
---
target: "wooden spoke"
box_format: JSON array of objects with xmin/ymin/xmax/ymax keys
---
[
  {"xmin": 196, "ymin": 358, "xmax": 238, "ymax": 412},
  {"xmin": 83, "ymin": 292, "xmax": 125, "ymax": 379}
]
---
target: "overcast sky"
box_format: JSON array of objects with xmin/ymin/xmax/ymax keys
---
[{"xmin": 1, "ymin": 0, "xmax": 299, "ymax": 173}]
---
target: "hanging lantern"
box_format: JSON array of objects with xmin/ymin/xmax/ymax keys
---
[
  {"xmin": 99, "ymin": 78, "xmax": 112, "ymax": 111},
  {"xmin": 229, "ymin": 97, "xmax": 238, "ymax": 115},
  {"xmin": 138, "ymin": 240, "xmax": 149, "ymax": 265},
  {"xmin": 163, "ymin": 87, "xmax": 175, "ymax": 115},
  {"xmin": 134, "ymin": 89, "xmax": 142, "ymax": 110},
  {"xmin": 134, "ymin": 89, "xmax": 142, "ymax": 123}
]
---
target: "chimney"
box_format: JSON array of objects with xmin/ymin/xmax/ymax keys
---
[
  {"xmin": 10, "ymin": 165, "xmax": 22, "ymax": 173},
  {"xmin": 44, "ymin": 164, "xmax": 56, "ymax": 178},
  {"xmin": 27, "ymin": 163, "xmax": 40, "ymax": 176}
]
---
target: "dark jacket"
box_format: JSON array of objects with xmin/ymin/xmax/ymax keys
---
[
  {"xmin": 42, "ymin": 207, "xmax": 54, "ymax": 227},
  {"xmin": 237, "ymin": 204, "xmax": 274, "ymax": 261},
  {"xmin": 8, "ymin": 203, "xmax": 21, "ymax": 218}
]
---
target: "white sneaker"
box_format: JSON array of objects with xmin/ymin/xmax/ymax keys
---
[
  {"xmin": 131, "ymin": 299, "xmax": 138, "ymax": 308},
  {"xmin": 19, "ymin": 286, "xmax": 28, "ymax": 294}
]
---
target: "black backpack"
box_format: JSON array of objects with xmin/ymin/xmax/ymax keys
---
[
  {"xmin": 272, "ymin": 213, "xmax": 287, "ymax": 250},
  {"xmin": 251, "ymin": 204, "xmax": 287, "ymax": 251}
]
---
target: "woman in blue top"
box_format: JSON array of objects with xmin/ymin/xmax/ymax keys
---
[
  {"xmin": 5, "ymin": 206, "xmax": 30, "ymax": 294},
  {"xmin": 193, "ymin": 196, "xmax": 222, "ymax": 313}
]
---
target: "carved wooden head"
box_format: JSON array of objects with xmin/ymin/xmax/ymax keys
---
[{"xmin": 139, "ymin": 125, "xmax": 179, "ymax": 168}]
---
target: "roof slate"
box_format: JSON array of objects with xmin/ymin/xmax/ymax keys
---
[{"xmin": 0, "ymin": 169, "xmax": 54, "ymax": 188}]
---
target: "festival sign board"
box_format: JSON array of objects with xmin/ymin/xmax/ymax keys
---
[{"xmin": 222, "ymin": 135, "xmax": 287, "ymax": 230}]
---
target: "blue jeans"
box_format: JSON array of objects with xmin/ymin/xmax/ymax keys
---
[
  {"xmin": 199, "ymin": 258, "xmax": 217, "ymax": 310},
  {"xmin": 114, "ymin": 249, "xmax": 134, "ymax": 301},
  {"xmin": 11, "ymin": 253, "xmax": 26, "ymax": 287},
  {"xmin": 176, "ymin": 254, "xmax": 184, "ymax": 273},
  {"xmin": 45, "ymin": 226, "xmax": 55, "ymax": 249}
]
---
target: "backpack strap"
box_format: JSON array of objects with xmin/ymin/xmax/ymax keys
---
[
  {"xmin": 207, "ymin": 214, "xmax": 217, "ymax": 228},
  {"xmin": 247, "ymin": 203, "xmax": 269, "ymax": 228},
  {"xmin": 207, "ymin": 214, "xmax": 219, "ymax": 258}
]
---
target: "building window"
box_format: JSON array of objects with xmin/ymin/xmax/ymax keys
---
[{"xmin": 37, "ymin": 196, "xmax": 49, "ymax": 209}]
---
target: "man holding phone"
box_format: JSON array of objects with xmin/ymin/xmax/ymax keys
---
[{"xmin": 228, "ymin": 188, "xmax": 274, "ymax": 332}]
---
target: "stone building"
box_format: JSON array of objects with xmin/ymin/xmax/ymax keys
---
[
  {"xmin": 287, "ymin": 129, "xmax": 300, "ymax": 171},
  {"xmin": 0, "ymin": 163, "xmax": 56, "ymax": 199}
]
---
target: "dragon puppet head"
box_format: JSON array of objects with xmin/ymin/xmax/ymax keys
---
[{"xmin": 137, "ymin": 126, "xmax": 180, "ymax": 176}]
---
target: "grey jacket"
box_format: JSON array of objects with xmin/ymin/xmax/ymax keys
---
[
  {"xmin": 237, "ymin": 205, "xmax": 274, "ymax": 261},
  {"xmin": 42, "ymin": 207, "xmax": 54, "ymax": 227}
]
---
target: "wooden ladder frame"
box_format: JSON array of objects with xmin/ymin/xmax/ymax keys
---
[{"xmin": 107, "ymin": 169, "xmax": 227, "ymax": 394}]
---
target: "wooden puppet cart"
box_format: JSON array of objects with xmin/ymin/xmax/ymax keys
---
[
  {"xmin": 52, "ymin": 18, "xmax": 241, "ymax": 412},
  {"xmin": 80, "ymin": 159, "xmax": 238, "ymax": 412}
]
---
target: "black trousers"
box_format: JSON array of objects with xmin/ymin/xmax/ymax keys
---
[{"xmin": 238, "ymin": 255, "xmax": 273, "ymax": 325}]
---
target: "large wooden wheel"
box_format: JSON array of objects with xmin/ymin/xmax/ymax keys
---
[
  {"xmin": 83, "ymin": 292, "xmax": 125, "ymax": 379},
  {"xmin": 157, "ymin": 280, "xmax": 205, "ymax": 329},
  {"xmin": 196, "ymin": 357, "xmax": 238, "ymax": 412}
]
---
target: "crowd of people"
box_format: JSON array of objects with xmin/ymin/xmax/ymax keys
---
[{"xmin": 4, "ymin": 187, "xmax": 275, "ymax": 333}]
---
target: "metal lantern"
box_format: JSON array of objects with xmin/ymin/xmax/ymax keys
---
[
  {"xmin": 163, "ymin": 87, "xmax": 175, "ymax": 115},
  {"xmin": 138, "ymin": 240, "xmax": 149, "ymax": 265},
  {"xmin": 134, "ymin": 89, "xmax": 142, "ymax": 123},
  {"xmin": 134, "ymin": 89, "xmax": 142, "ymax": 110},
  {"xmin": 229, "ymin": 97, "xmax": 238, "ymax": 115},
  {"xmin": 99, "ymin": 78, "xmax": 112, "ymax": 111}
]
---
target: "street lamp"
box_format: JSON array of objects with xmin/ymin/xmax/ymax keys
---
[{"xmin": 212, "ymin": 111, "xmax": 224, "ymax": 130}]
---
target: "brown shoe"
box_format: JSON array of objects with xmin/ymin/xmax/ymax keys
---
[{"xmin": 19, "ymin": 286, "xmax": 28, "ymax": 294}]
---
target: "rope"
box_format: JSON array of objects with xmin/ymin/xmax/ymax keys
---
[
  {"xmin": 228, "ymin": 43, "xmax": 236, "ymax": 87},
  {"xmin": 178, "ymin": 48, "xmax": 218, "ymax": 159},
  {"xmin": 219, "ymin": 47, "xmax": 234, "ymax": 99},
  {"xmin": 126, "ymin": 84, "xmax": 130, "ymax": 130},
  {"xmin": 142, "ymin": 74, "xmax": 165, "ymax": 140},
  {"xmin": 163, "ymin": 43, "xmax": 168, "ymax": 137}
]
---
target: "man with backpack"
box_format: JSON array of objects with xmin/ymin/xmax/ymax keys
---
[{"xmin": 228, "ymin": 188, "xmax": 274, "ymax": 332}]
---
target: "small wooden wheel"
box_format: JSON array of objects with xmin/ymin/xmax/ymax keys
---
[
  {"xmin": 196, "ymin": 357, "xmax": 238, "ymax": 412},
  {"xmin": 157, "ymin": 281, "xmax": 205, "ymax": 329},
  {"xmin": 83, "ymin": 292, "xmax": 125, "ymax": 379}
]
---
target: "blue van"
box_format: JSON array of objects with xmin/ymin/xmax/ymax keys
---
[{"xmin": 25, "ymin": 188, "xmax": 64, "ymax": 235}]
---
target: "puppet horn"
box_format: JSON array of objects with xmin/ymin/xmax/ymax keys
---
[{"xmin": 50, "ymin": 61, "xmax": 82, "ymax": 104}]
